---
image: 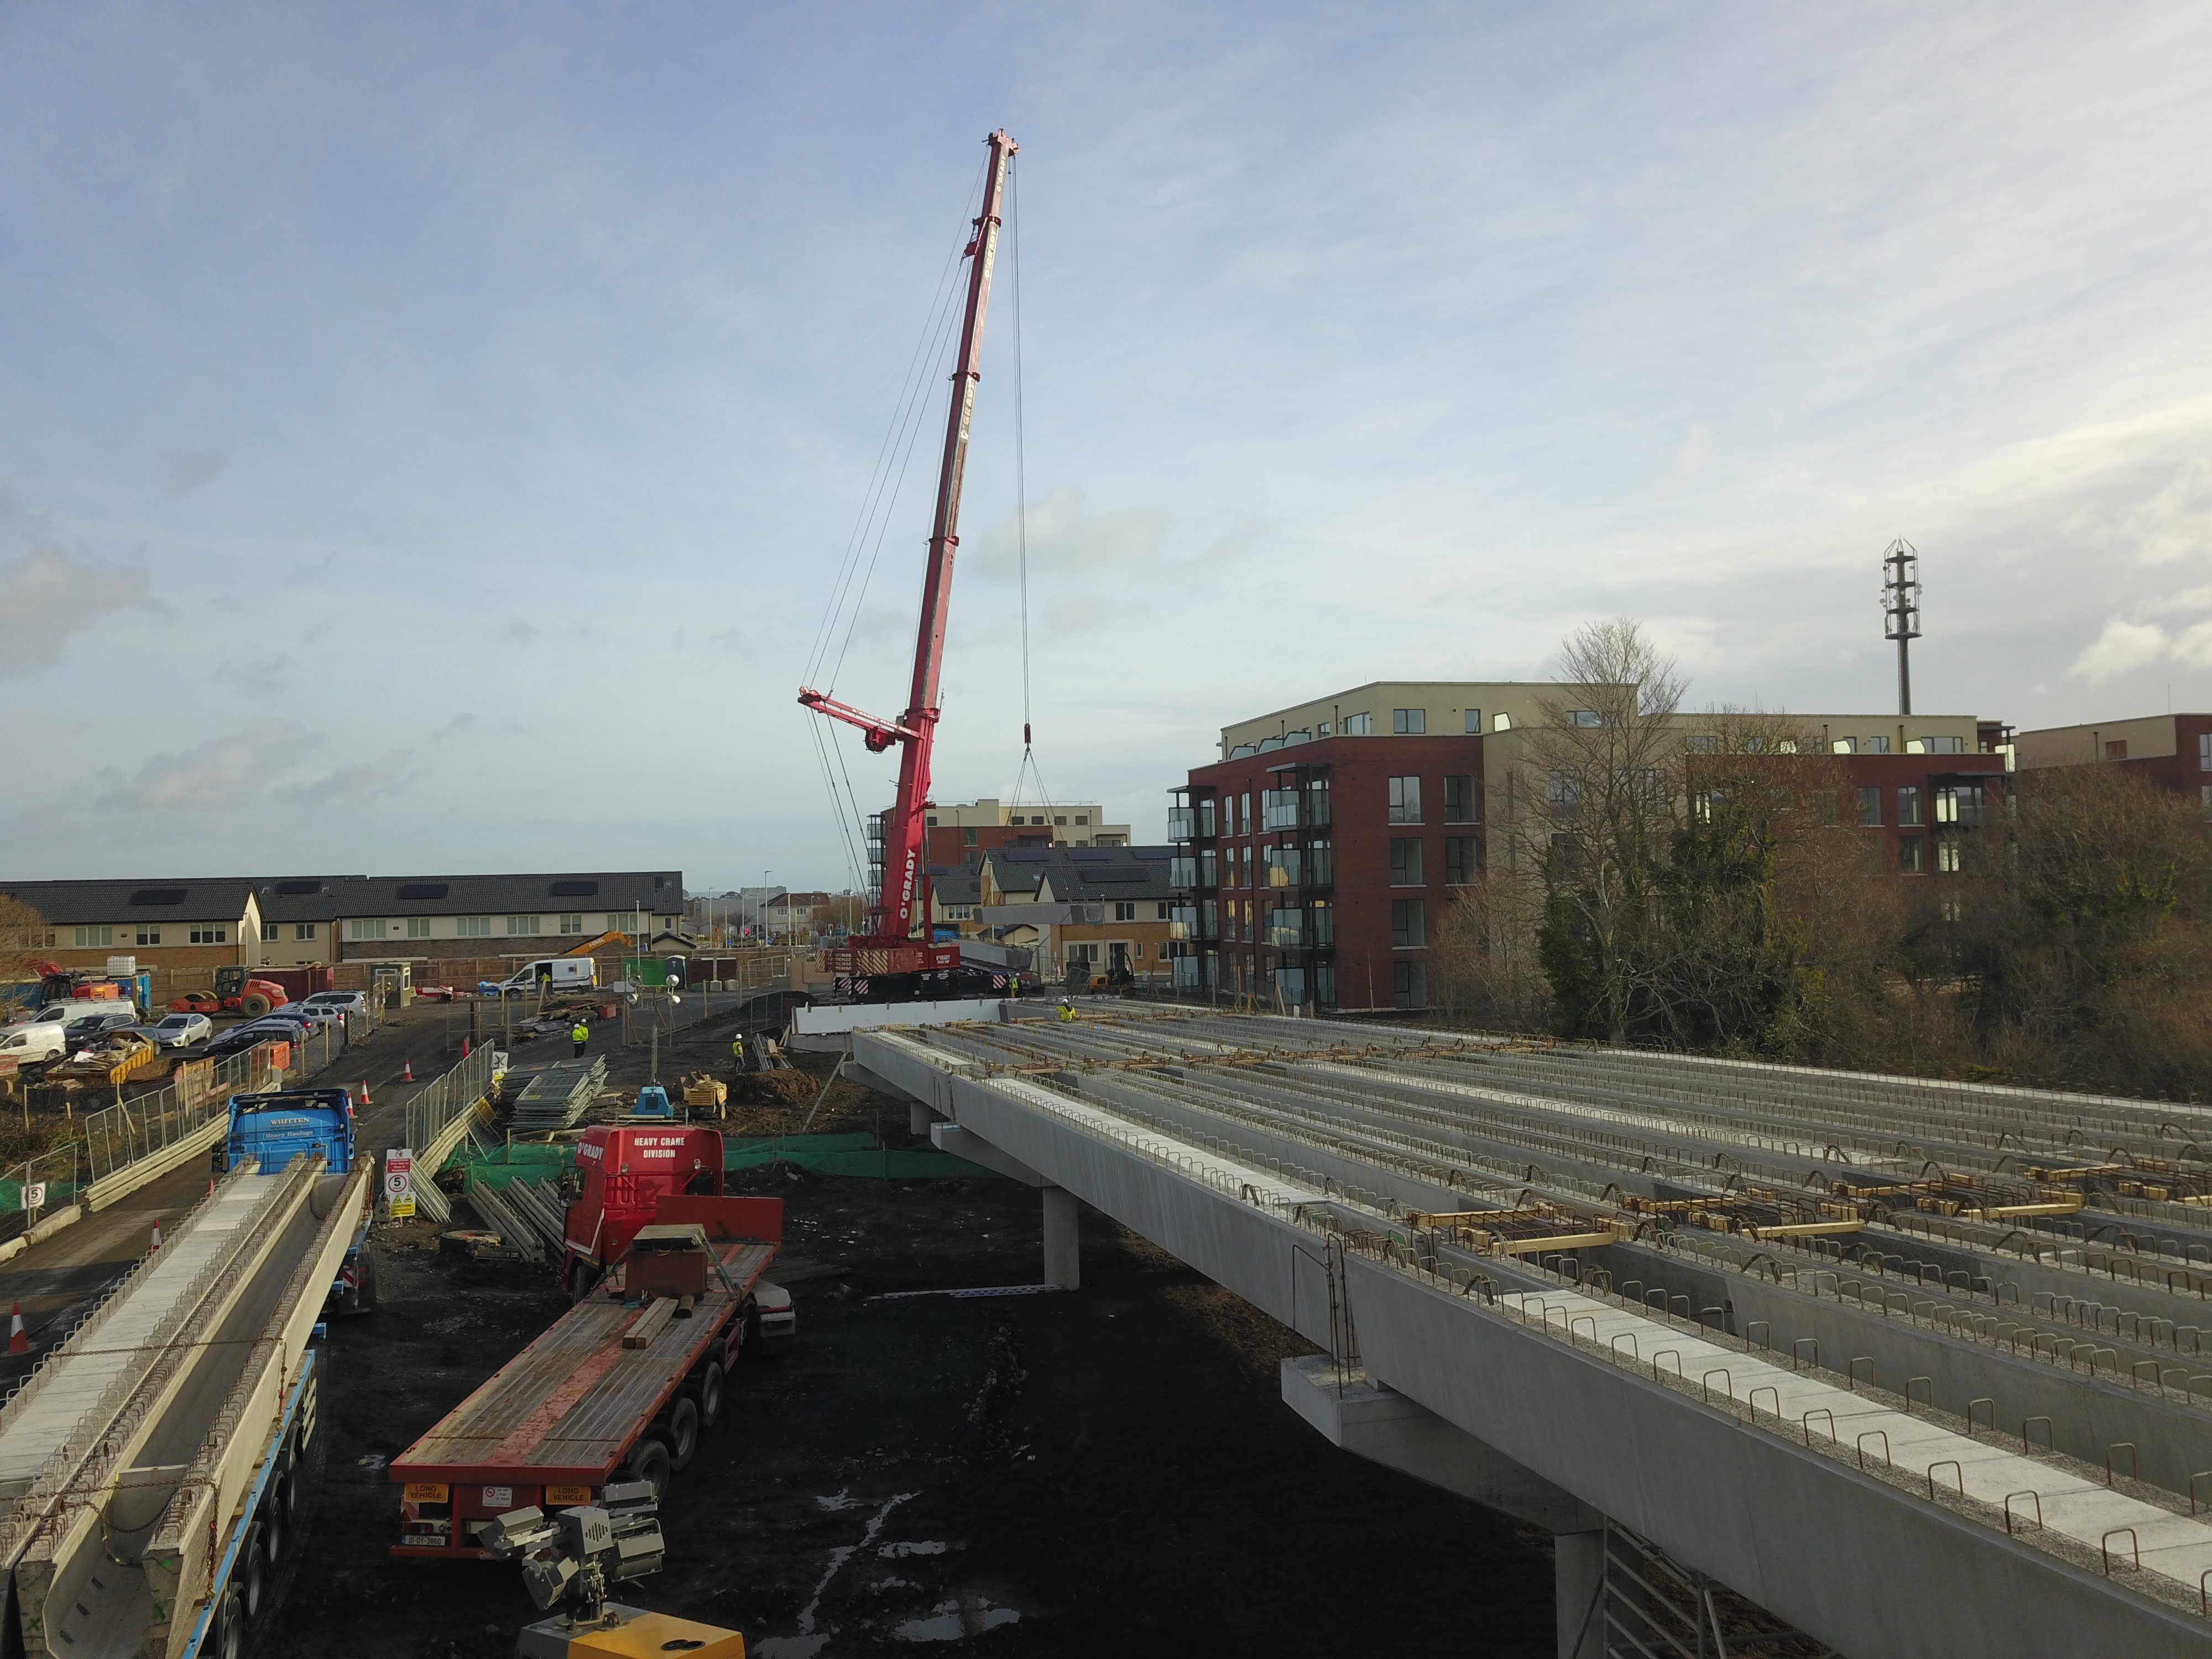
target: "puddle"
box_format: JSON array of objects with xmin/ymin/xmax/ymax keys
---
[
  {"xmin": 757, "ymin": 1490, "xmax": 917, "ymax": 1657},
  {"xmin": 879, "ymin": 1540, "xmax": 947, "ymax": 1559},
  {"xmin": 814, "ymin": 1489, "xmax": 863, "ymax": 1512},
  {"xmin": 354, "ymin": 1454, "xmax": 388, "ymax": 1472},
  {"xmin": 895, "ymin": 1598, "xmax": 1022, "ymax": 1642}
]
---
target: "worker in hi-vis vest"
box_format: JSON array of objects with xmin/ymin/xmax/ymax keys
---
[
  {"xmin": 571, "ymin": 1020, "xmax": 589, "ymax": 1057},
  {"xmin": 732, "ymin": 1032, "xmax": 746, "ymax": 1068}
]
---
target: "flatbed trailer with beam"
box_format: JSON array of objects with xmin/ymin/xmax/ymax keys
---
[{"xmin": 389, "ymin": 1196, "xmax": 785, "ymax": 1559}]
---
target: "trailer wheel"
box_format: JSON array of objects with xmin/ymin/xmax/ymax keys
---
[
  {"xmin": 625, "ymin": 1435, "xmax": 672, "ymax": 1499},
  {"xmin": 262, "ymin": 1485, "xmax": 286, "ymax": 1565},
  {"xmin": 355, "ymin": 1255, "xmax": 378, "ymax": 1313},
  {"xmin": 240, "ymin": 1525, "xmax": 270, "ymax": 1620},
  {"xmin": 661, "ymin": 1396, "xmax": 701, "ymax": 1471},
  {"xmin": 693, "ymin": 1360, "xmax": 725, "ymax": 1430},
  {"xmin": 567, "ymin": 1260, "xmax": 600, "ymax": 1303},
  {"xmin": 211, "ymin": 1587, "xmax": 245, "ymax": 1659}
]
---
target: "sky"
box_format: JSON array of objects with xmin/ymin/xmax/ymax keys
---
[{"xmin": 3, "ymin": 4, "xmax": 2210, "ymax": 895}]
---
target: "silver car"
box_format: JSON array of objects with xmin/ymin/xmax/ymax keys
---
[{"xmin": 144, "ymin": 1011, "xmax": 213, "ymax": 1049}]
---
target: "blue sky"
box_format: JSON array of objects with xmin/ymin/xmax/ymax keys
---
[{"xmin": 4, "ymin": 4, "xmax": 2209, "ymax": 893}]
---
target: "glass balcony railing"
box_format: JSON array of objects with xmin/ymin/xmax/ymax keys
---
[
  {"xmin": 1170, "ymin": 856, "xmax": 1197, "ymax": 889},
  {"xmin": 1167, "ymin": 806, "xmax": 1196, "ymax": 842}
]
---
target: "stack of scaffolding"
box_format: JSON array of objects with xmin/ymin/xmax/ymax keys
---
[
  {"xmin": 507, "ymin": 1057, "xmax": 608, "ymax": 1137},
  {"xmin": 461, "ymin": 1178, "xmax": 569, "ymax": 1262}
]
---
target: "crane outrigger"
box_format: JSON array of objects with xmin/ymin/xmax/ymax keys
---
[{"xmin": 799, "ymin": 129, "xmax": 1018, "ymax": 998}]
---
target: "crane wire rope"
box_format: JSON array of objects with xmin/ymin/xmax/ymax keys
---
[
  {"xmin": 804, "ymin": 156, "xmax": 988, "ymax": 693},
  {"xmin": 804, "ymin": 156, "xmax": 987, "ymax": 877},
  {"xmin": 1004, "ymin": 153, "xmax": 1054, "ymax": 826}
]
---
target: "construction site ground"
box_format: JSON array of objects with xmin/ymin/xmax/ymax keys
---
[{"xmin": 48, "ymin": 1003, "xmax": 1553, "ymax": 1657}]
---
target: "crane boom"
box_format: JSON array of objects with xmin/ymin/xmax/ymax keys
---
[{"xmin": 801, "ymin": 129, "xmax": 1017, "ymax": 980}]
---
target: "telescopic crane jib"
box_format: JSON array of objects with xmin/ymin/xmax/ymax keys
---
[{"xmin": 799, "ymin": 130, "xmax": 1016, "ymax": 987}]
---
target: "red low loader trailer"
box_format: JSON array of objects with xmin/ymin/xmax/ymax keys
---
[{"xmin": 389, "ymin": 1191, "xmax": 788, "ymax": 1559}]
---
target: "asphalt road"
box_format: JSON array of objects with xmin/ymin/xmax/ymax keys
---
[{"xmin": 0, "ymin": 1001, "xmax": 487, "ymax": 1376}]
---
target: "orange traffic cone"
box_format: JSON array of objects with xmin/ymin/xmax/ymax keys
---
[
  {"xmin": 359, "ymin": 1079, "xmax": 372, "ymax": 1107},
  {"xmin": 8, "ymin": 1303, "xmax": 29, "ymax": 1356},
  {"xmin": 149, "ymin": 1217, "xmax": 161, "ymax": 1252},
  {"xmin": 462, "ymin": 1038, "xmax": 471, "ymax": 1058},
  {"xmin": 401, "ymin": 1058, "xmax": 414, "ymax": 1083}
]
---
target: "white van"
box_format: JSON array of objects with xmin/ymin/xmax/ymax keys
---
[
  {"xmin": 0, "ymin": 1025, "xmax": 66, "ymax": 1066},
  {"xmin": 3, "ymin": 1001, "xmax": 96, "ymax": 1034},
  {"xmin": 481, "ymin": 958, "xmax": 599, "ymax": 996}
]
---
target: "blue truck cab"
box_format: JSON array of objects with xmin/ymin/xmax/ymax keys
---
[{"xmin": 218, "ymin": 1087, "xmax": 378, "ymax": 1313}]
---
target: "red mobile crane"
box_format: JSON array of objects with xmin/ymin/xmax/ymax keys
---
[{"xmin": 799, "ymin": 129, "xmax": 1017, "ymax": 996}]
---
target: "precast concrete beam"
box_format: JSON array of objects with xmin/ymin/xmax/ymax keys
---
[
  {"xmin": 1280, "ymin": 1355, "xmax": 1600, "ymax": 1532},
  {"xmin": 930, "ymin": 1124, "xmax": 1047, "ymax": 1187},
  {"xmin": 851, "ymin": 1029, "xmax": 2212, "ymax": 1659}
]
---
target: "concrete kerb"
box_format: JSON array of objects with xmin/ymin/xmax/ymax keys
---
[{"xmin": 851, "ymin": 1027, "xmax": 2212, "ymax": 1659}]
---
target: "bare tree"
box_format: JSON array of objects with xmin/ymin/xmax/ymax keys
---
[{"xmin": 0, "ymin": 894, "xmax": 53, "ymax": 989}]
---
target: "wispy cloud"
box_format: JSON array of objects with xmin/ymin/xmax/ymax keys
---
[
  {"xmin": 89, "ymin": 720, "xmax": 316, "ymax": 813},
  {"xmin": 0, "ymin": 494, "xmax": 158, "ymax": 676}
]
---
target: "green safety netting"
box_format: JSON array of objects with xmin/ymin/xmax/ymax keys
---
[
  {"xmin": 0, "ymin": 1181, "xmax": 80, "ymax": 1209},
  {"xmin": 443, "ymin": 1131, "xmax": 995, "ymax": 1190}
]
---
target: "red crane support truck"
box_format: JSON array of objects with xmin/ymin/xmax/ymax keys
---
[{"xmin": 389, "ymin": 1130, "xmax": 792, "ymax": 1559}]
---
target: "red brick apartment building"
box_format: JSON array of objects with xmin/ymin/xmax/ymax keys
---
[
  {"xmin": 1170, "ymin": 682, "xmax": 2011, "ymax": 1013},
  {"xmin": 2014, "ymin": 713, "xmax": 2212, "ymax": 813}
]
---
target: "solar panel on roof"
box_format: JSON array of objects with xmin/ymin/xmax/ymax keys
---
[
  {"xmin": 1077, "ymin": 867, "xmax": 1153, "ymax": 882},
  {"xmin": 129, "ymin": 888, "xmax": 187, "ymax": 906}
]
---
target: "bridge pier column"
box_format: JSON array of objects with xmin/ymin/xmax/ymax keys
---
[
  {"xmin": 909, "ymin": 1100, "xmax": 933, "ymax": 1136},
  {"xmin": 1042, "ymin": 1187, "xmax": 1081, "ymax": 1290},
  {"xmin": 1554, "ymin": 1528, "xmax": 1606, "ymax": 1659}
]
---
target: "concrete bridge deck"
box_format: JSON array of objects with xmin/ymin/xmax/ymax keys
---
[{"xmin": 848, "ymin": 1003, "xmax": 2212, "ymax": 1658}]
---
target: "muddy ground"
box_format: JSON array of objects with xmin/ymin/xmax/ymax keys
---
[{"xmin": 262, "ymin": 1016, "xmax": 1557, "ymax": 1658}]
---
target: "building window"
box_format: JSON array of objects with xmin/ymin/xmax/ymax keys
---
[
  {"xmin": 1937, "ymin": 839, "xmax": 1961, "ymax": 873},
  {"xmin": 963, "ymin": 827, "xmax": 978, "ymax": 846},
  {"xmin": 1833, "ymin": 737, "xmax": 1858, "ymax": 754},
  {"xmin": 295, "ymin": 922, "xmax": 316, "ymax": 941},
  {"xmin": 1897, "ymin": 786, "xmax": 1922, "ymax": 827},
  {"xmin": 1343, "ymin": 712, "xmax": 1373, "ymax": 735},
  {"xmin": 2200, "ymin": 734, "xmax": 2211, "ymax": 772},
  {"xmin": 135, "ymin": 928, "xmax": 161, "ymax": 946},
  {"xmin": 1926, "ymin": 735, "xmax": 1965, "ymax": 754},
  {"xmin": 1389, "ymin": 838, "xmax": 1424, "ymax": 886},
  {"xmin": 1055, "ymin": 815, "xmax": 1067, "ymax": 826},
  {"xmin": 1548, "ymin": 770, "xmax": 1583, "ymax": 807},
  {"xmin": 1076, "ymin": 814, "xmax": 1089, "ymax": 825},
  {"xmin": 1857, "ymin": 787, "xmax": 1882, "ymax": 827},
  {"xmin": 1241, "ymin": 846, "xmax": 1254, "ymax": 886},
  {"xmin": 406, "ymin": 918, "xmax": 432, "ymax": 939},
  {"xmin": 1899, "ymin": 837, "xmax": 1927, "ymax": 874},
  {"xmin": 262, "ymin": 922, "xmax": 280, "ymax": 942},
  {"xmin": 2105, "ymin": 740, "xmax": 2128, "ymax": 761},
  {"xmin": 926, "ymin": 815, "xmax": 938, "ymax": 827},
  {"xmin": 1156, "ymin": 901, "xmax": 1172, "ymax": 920},
  {"xmin": 72, "ymin": 925, "xmax": 113, "ymax": 948},
  {"xmin": 1445, "ymin": 837, "xmax": 1480, "ymax": 885},
  {"xmin": 1392, "ymin": 708, "xmax": 1426, "ymax": 735},
  {"xmin": 2202, "ymin": 784, "xmax": 2212, "ymax": 819},
  {"xmin": 1114, "ymin": 901, "xmax": 1137, "ymax": 921},
  {"xmin": 1391, "ymin": 899, "xmax": 1426, "ymax": 948},
  {"xmin": 1388, "ymin": 776, "xmax": 1422, "ymax": 823},
  {"xmin": 1443, "ymin": 776, "xmax": 1478, "ymax": 823},
  {"xmin": 559, "ymin": 914, "xmax": 584, "ymax": 934},
  {"xmin": 189, "ymin": 926, "xmax": 226, "ymax": 945},
  {"xmin": 1865, "ymin": 735, "xmax": 1891, "ymax": 754},
  {"xmin": 456, "ymin": 916, "xmax": 491, "ymax": 937},
  {"xmin": 349, "ymin": 919, "xmax": 384, "ymax": 941},
  {"xmin": 1464, "ymin": 709, "xmax": 1483, "ymax": 734},
  {"xmin": 507, "ymin": 915, "xmax": 540, "ymax": 936},
  {"xmin": 1566, "ymin": 709, "xmax": 1603, "ymax": 728},
  {"xmin": 1686, "ymin": 734, "xmax": 1718, "ymax": 754},
  {"xmin": 1239, "ymin": 793, "xmax": 1252, "ymax": 835},
  {"xmin": 1392, "ymin": 960, "xmax": 1426, "ymax": 1010}
]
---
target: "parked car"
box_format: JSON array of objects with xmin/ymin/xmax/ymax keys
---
[
  {"xmin": 167, "ymin": 990, "xmax": 223, "ymax": 1015},
  {"xmin": 301, "ymin": 990, "xmax": 369, "ymax": 1016},
  {"xmin": 273, "ymin": 1001, "xmax": 346, "ymax": 1029},
  {"xmin": 60, "ymin": 1009, "xmax": 142, "ymax": 1048},
  {"xmin": 144, "ymin": 1011, "xmax": 215, "ymax": 1049},
  {"xmin": 0, "ymin": 1025, "xmax": 67, "ymax": 1067}
]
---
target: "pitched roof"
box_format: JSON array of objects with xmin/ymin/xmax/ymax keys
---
[
  {"xmin": 992, "ymin": 846, "xmax": 1177, "ymax": 904},
  {"xmin": 0, "ymin": 877, "xmax": 261, "ymax": 927}
]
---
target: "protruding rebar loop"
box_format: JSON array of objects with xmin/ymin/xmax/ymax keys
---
[
  {"xmin": 1749, "ymin": 1384, "xmax": 1781, "ymax": 1422},
  {"xmin": 2101, "ymin": 1527, "xmax": 2140, "ymax": 1576},
  {"xmin": 1651, "ymin": 1349, "xmax": 1684, "ymax": 1383},
  {"xmin": 2003, "ymin": 1490, "xmax": 2043, "ymax": 1534},
  {"xmin": 2022, "ymin": 1415, "xmax": 2054, "ymax": 1455},
  {"xmin": 1610, "ymin": 1332, "xmax": 1640, "ymax": 1366},
  {"xmin": 1855, "ymin": 1430, "xmax": 1891, "ymax": 1470},
  {"xmin": 1926, "ymin": 1459, "xmax": 1964, "ymax": 1501},
  {"xmin": 1905, "ymin": 1375, "xmax": 1934, "ymax": 1414},
  {"xmin": 1802, "ymin": 1407, "xmax": 1836, "ymax": 1446},
  {"xmin": 1968, "ymin": 1397, "xmax": 1996, "ymax": 1436},
  {"xmin": 1700, "ymin": 1368, "xmax": 1734, "ymax": 1407},
  {"xmin": 2106, "ymin": 1443, "xmax": 2139, "ymax": 1486},
  {"xmin": 1792, "ymin": 1336, "xmax": 1819, "ymax": 1372},
  {"xmin": 1846, "ymin": 1355, "xmax": 1875, "ymax": 1392}
]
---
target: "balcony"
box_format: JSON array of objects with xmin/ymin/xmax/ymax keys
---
[
  {"xmin": 1264, "ymin": 905, "xmax": 1335, "ymax": 951},
  {"xmin": 1167, "ymin": 806, "xmax": 1197, "ymax": 842}
]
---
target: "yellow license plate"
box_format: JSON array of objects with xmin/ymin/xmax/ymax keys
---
[
  {"xmin": 545, "ymin": 1484, "xmax": 591, "ymax": 1505},
  {"xmin": 404, "ymin": 1483, "xmax": 450, "ymax": 1504}
]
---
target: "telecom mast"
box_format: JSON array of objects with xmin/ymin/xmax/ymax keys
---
[
  {"xmin": 799, "ymin": 130, "xmax": 1017, "ymax": 990},
  {"xmin": 1881, "ymin": 539, "xmax": 1922, "ymax": 717}
]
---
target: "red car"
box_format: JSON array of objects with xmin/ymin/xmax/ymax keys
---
[{"xmin": 168, "ymin": 990, "xmax": 222, "ymax": 1014}]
